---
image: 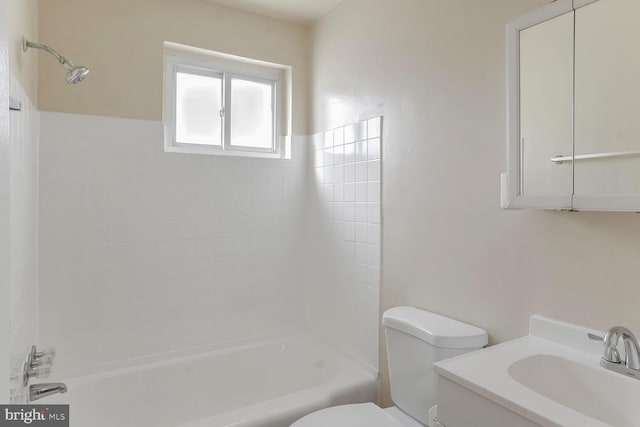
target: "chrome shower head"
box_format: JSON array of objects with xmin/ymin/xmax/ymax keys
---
[
  {"xmin": 63, "ymin": 63, "xmax": 90, "ymax": 85},
  {"xmin": 23, "ymin": 37, "xmax": 90, "ymax": 85}
]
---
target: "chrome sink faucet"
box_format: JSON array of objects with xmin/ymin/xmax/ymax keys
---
[
  {"xmin": 591, "ymin": 326, "xmax": 640, "ymax": 379},
  {"xmin": 603, "ymin": 326, "xmax": 640, "ymax": 369}
]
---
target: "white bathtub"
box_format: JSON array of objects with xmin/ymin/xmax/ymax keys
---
[{"xmin": 47, "ymin": 335, "xmax": 378, "ymax": 427}]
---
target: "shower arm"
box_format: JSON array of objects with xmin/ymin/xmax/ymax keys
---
[{"xmin": 23, "ymin": 38, "xmax": 74, "ymax": 68}]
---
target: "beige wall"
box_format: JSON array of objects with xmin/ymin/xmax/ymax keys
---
[
  {"xmin": 311, "ymin": 0, "xmax": 640, "ymax": 406},
  {"xmin": 8, "ymin": 0, "xmax": 38, "ymax": 103},
  {"xmin": 37, "ymin": 0, "xmax": 310, "ymax": 133}
]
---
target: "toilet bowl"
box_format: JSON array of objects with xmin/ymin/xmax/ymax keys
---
[
  {"xmin": 291, "ymin": 403, "xmax": 423, "ymax": 427},
  {"xmin": 291, "ymin": 307, "xmax": 488, "ymax": 426}
]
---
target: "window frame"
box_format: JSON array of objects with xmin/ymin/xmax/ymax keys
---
[
  {"xmin": 163, "ymin": 42, "xmax": 289, "ymax": 158},
  {"xmin": 224, "ymin": 73, "xmax": 279, "ymax": 154},
  {"xmin": 173, "ymin": 64, "xmax": 224, "ymax": 149}
]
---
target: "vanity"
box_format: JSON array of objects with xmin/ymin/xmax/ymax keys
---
[
  {"xmin": 501, "ymin": 0, "xmax": 640, "ymax": 211},
  {"xmin": 434, "ymin": 316, "xmax": 640, "ymax": 427}
]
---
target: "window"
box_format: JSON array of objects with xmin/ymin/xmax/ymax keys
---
[{"xmin": 163, "ymin": 42, "xmax": 291, "ymax": 158}]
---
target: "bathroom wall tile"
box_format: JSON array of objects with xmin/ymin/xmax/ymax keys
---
[
  {"xmin": 343, "ymin": 222, "xmax": 355, "ymax": 242},
  {"xmin": 368, "ymin": 203, "xmax": 381, "ymax": 224},
  {"xmin": 368, "ymin": 138, "xmax": 381, "ymax": 161},
  {"xmin": 356, "ymin": 141, "xmax": 367, "ymax": 162},
  {"xmin": 334, "ymin": 164, "xmax": 344, "ymax": 184},
  {"xmin": 368, "ymin": 117, "xmax": 381, "ymax": 139},
  {"xmin": 334, "ymin": 183, "xmax": 344, "ymax": 202},
  {"xmin": 344, "ymin": 163, "xmax": 355, "ymax": 183},
  {"xmin": 344, "ymin": 124, "xmax": 356, "ymax": 144},
  {"xmin": 355, "ymin": 203, "xmax": 368, "ymax": 223},
  {"xmin": 38, "ymin": 113, "xmax": 381, "ymax": 375},
  {"xmin": 368, "ymin": 182, "xmax": 381, "ymax": 203},
  {"xmin": 356, "ymin": 222, "xmax": 368, "ymax": 243},
  {"xmin": 324, "ymin": 131, "xmax": 333, "ymax": 149},
  {"xmin": 344, "ymin": 183, "xmax": 355, "ymax": 202},
  {"xmin": 334, "ymin": 127, "xmax": 345, "ymax": 147},
  {"xmin": 323, "ymin": 148, "xmax": 334, "ymax": 167},
  {"xmin": 356, "ymin": 162, "xmax": 368, "ymax": 182},
  {"xmin": 343, "ymin": 203, "xmax": 355, "ymax": 222},
  {"xmin": 39, "ymin": 112, "xmax": 306, "ymax": 373},
  {"xmin": 368, "ymin": 224, "xmax": 381, "ymax": 245},
  {"xmin": 368, "ymin": 160, "xmax": 381, "ymax": 181},
  {"xmin": 8, "ymin": 77, "xmax": 39, "ymax": 402},
  {"xmin": 306, "ymin": 117, "xmax": 382, "ymax": 372},
  {"xmin": 344, "ymin": 143, "xmax": 356, "ymax": 164},
  {"xmin": 356, "ymin": 183, "xmax": 368, "ymax": 202},
  {"xmin": 366, "ymin": 266, "xmax": 380, "ymax": 288},
  {"xmin": 356, "ymin": 120, "xmax": 368, "ymax": 142}
]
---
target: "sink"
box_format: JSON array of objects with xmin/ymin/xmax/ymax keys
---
[
  {"xmin": 434, "ymin": 316, "xmax": 640, "ymax": 427},
  {"xmin": 508, "ymin": 354, "xmax": 640, "ymax": 427}
]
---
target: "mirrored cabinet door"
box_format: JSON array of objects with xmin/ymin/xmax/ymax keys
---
[
  {"xmin": 504, "ymin": 0, "xmax": 640, "ymax": 211},
  {"xmin": 573, "ymin": 0, "xmax": 640, "ymax": 209},
  {"xmin": 519, "ymin": 11, "xmax": 574, "ymax": 199}
]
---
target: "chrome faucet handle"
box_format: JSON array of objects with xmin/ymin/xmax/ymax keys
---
[
  {"xmin": 28, "ymin": 365, "xmax": 52, "ymax": 379},
  {"xmin": 32, "ymin": 347, "xmax": 55, "ymax": 362},
  {"xmin": 23, "ymin": 346, "xmax": 57, "ymax": 387},
  {"xmin": 588, "ymin": 333, "xmax": 603, "ymax": 341}
]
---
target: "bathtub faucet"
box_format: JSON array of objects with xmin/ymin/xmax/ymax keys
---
[{"xmin": 29, "ymin": 383, "xmax": 67, "ymax": 402}]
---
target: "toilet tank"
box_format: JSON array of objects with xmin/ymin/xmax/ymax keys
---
[{"xmin": 382, "ymin": 307, "xmax": 488, "ymax": 425}]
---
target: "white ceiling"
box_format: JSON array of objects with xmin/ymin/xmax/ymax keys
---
[{"xmin": 206, "ymin": 0, "xmax": 344, "ymax": 23}]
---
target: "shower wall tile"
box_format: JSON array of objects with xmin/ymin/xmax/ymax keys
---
[
  {"xmin": 8, "ymin": 76, "xmax": 39, "ymax": 402},
  {"xmin": 39, "ymin": 112, "xmax": 307, "ymax": 373},
  {"xmin": 306, "ymin": 117, "xmax": 382, "ymax": 371}
]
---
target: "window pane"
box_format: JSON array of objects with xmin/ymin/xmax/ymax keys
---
[
  {"xmin": 230, "ymin": 78, "xmax": 274, "ymax": 149},
  {"xmin": 176, "ymin": 72, "xmax": 222, "ymax": 145}
]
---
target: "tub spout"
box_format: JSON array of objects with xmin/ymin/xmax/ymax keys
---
[{"xmin": 29, "ymin": 383, "xmax": 67, "ymax": 402}]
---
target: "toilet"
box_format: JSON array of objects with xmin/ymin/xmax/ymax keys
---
[{"xmin": 292, "ymin": 306, "xmax": 488, "ymax": 427}]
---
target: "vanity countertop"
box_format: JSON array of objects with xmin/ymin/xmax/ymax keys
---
[{"xmin": 434, "ymin": 316, "xmax": 637, "ymax": 427}]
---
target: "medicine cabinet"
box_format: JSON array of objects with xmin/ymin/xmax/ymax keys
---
[{"xmin": 502, "ymin": 0, "xmax": 640, "ymax": 211}]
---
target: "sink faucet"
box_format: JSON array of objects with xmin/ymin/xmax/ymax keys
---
[
  {"xmin": 603, "ymin": 326, "xmax": 640, "ymax": 369},
  {"xmin": 29, "ymin": 383, "xmax": 67, "ymax": 402},
  {"xmin": 595, "ymin": 326, "xmax": 640, "ymax": 379}
]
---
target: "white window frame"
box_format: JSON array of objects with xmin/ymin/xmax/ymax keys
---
[{"xmin": 163, "ymin": 42, "xmax": 291, "ymax": 158}]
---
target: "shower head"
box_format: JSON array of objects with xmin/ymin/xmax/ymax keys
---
[
  {"xmin": 23, "ymin": 38, "xmax": 90, "ymax": 85},
  {"xmin": 63, "ymin": 63, "xmax": 90, "ymax": 85}
]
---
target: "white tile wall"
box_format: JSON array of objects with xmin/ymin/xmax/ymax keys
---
[
  {"xmin": 8, "ymin": 76, "xmax": 39, "ymax": 402},
  {"xmin": 307, "ymin": 117, "xmax": 382, "ymax": 371},
  {"xmin": 39, "ymin": 113, "xmax": 307, "ymax": 373},
  {"xmin": 37, "ymin": 112, "xmax": 382, "ymax": 375}
]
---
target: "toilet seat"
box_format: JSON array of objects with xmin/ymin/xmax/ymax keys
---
[{"xmin": 291, "ymin": 403, "xmax": 406, "ymax": 427}]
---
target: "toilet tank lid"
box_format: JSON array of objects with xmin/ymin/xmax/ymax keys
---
[{"xmin": 382, "ymin": 306, "xmax": 488, "ymax": 349}]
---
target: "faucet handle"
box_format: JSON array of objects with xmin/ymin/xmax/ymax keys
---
[
  {"xmin": 33, "ymin": 347, "xmax": 55, "ymax": 362},
  {"xmin": 28, "ymin": 365, "xmax": 52, "ymax": 379},
  {"xmin": 23, "ymin": 346, "xmax": 56, "ymax": 386},
  {"xmin": 588, "ymin": 333, "xmax": 603, "ymax": 342}
]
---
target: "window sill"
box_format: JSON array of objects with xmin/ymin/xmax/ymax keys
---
[{"xmin": 164, "ymin": 136, "xmax": 291, "ymax": 159}]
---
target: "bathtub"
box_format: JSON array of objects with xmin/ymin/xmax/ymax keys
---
[{"xmin": 47, "ymin": 335, "xmax": 378, "ymax": 427}]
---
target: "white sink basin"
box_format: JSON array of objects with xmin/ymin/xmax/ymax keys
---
[
  {"xmin": 434, "ymin": 316, "xmax": 640, "ymax": 427},
  {"xmin": 508, "ymin": 354, "xmax": 640, "ymax": 427}
]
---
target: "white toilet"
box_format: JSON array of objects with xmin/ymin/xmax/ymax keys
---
[{"xmin": 292, "ymin": 306, "xmax": 488, "ymax": 427}]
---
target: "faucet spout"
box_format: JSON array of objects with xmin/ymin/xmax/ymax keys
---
[
  {"xmin": 603, "ymin": 326, "xmax": 640, "ymax": 370},
  {"xmin": 29, "ymin": 383, "xmax": 67, "ymax": 402}
]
